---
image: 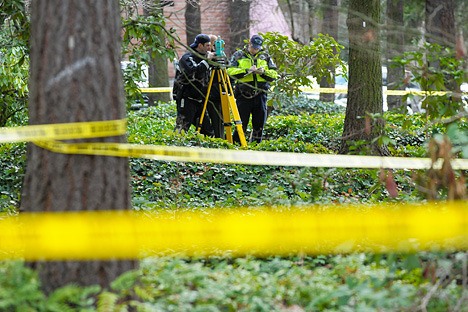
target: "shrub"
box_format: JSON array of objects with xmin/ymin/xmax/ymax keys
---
[
  {"xmin": 0, "ymin": 143, "xmax": 26, "ymax": 212},
  {"xmin": 270, "ymin": 93, "xmax": 346, "ymax": 116}
]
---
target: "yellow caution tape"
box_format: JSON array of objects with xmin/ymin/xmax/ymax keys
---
[
  {"xmin": 139, "ymin": 87, "xmax": 173, "ymax": 93},
  {"xmin": 0, "ymin": 119, "xmax": 127, "ymax": 143},
  {"xmin": 299, "ymin": 87, "xmax": 467, "ymax": 96},
  {"xmin": 1, "ymin": 118, "xmax": 467, "ymax": 170},
  {"xmin": 1, "ymin": 202, "xmax": 466, "ymax": 260},
  {"xmin": 301, "ymin": 87, "xmax": 348, "ymax": 94},
  {"xmin": 141, "ymin": 86, "xmax": 468, "ymax": 97},
  {"xmin": 34, "ymin": 141, "xmax": 468, "ymax": 170},
  {"xmin": 385, "ymin": 90, "xmax": 448, "ymax": 96}
]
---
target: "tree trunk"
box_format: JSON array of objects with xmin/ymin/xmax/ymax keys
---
[
  {"xmin": 386, "ymin": 0, "xmax": 405, "ymax": 111},
  {"xmin": 319, "ymin": 0, "xmax": 339, "ymax": 103},
  {"xmin": 307, "ymin": 0, "xmax": 320, "ymax": 40},
  {"xmin": 185, "ymin": 0, "xmax": 201, "ymax": 45},
  {"xmin": 22, "ymin": 0, "xmax": 135, "ymax": 294},
  {"xmin": 292, "ymin": 0, "xmax": 311, "ymax": 43},
  {"xmin": 229, "ymin": 0, "xmax": 250, "ymax": 55},
  {"xmin": 425, "ymin": 0, "xmax": 458, "ymax": 92},
  {"xmin": 148, "ymin": 48, "xmax": 171, "ymax": 104},
  {"xmin": 145, "ymin": 3, "xmax": 170, "ymax": 104},
  {"xmin": 282, "ymin": 0, "xmax": 311, "ymax": 43},
  {"xmin": 340, "ymin": 0, "xmax": 387, "ymax": 155}
]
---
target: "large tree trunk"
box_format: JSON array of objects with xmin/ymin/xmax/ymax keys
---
[
  {"xmin": 386, "ymin": 0, "xmax": 405, "ymax": 111},
  {"xmin": 229, "ymin": 0, "xmax": 250, "ymax": 55},
  {"xmin": 319, "ymin": 0, "xmax": 339, "ymax": 103},
  {"xmin": 340, "ymin": 0, "xmax": 387, "ymax": 155},
  {"xmin": 21, "ymin": 0, "xmax": 135, "ymax": 294}
]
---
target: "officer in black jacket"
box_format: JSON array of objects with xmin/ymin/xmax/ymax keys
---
[{"xmin": 173, "ymin": 34, "xmax": 215, "ymax": 136}]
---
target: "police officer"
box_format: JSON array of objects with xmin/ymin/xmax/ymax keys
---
[
  {"xmin": 227, "ymin": 35, "xmax": 278, "ymax": 143},
  {"xmin": 173, "ymin": 34, "xmax": 215, "ymax": 136}
]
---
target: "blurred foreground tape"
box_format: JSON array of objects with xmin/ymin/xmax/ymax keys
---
[{"xmin": 1, "ymin": 202, "xmax": 467, "ymax": 260}]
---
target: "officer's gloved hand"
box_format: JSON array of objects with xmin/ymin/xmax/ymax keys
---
[
  {"xmin": 249, "ymin": 66, "xmax": 264, "ymax": 75},
  {"xmin": 207, "ymin": 52, "xmax": 215, "ymax": 60},
  {"xmin": 248, "ymin": 65, "xmax": 257, "ymax": 74}
]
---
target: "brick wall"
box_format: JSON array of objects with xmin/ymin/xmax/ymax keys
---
[
  {"xmin": 164, "ymin": 0, "xmax": 233, "ymax": 78},
  {"xmin": 200, "ymin": 1, "xmax": 231, "ymax": 45}
]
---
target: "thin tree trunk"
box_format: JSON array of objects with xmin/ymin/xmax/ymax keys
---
[
  {"xmin": 185, "ymin": 0, "xmax": 201, "ymax": 45},
  {"xmin": 425, "ymin": 0, "xmax": 456, "ymax": 47},
  {"xmin": 386, "ymin": 0, "xmax": 405, "ymax": 111},
  {"xmin": 22, "ymin": 0, "xmax": 135, "ymax": 294},
  {"xmin": 425, "ymin": 0, "xmax": 458, "ymax": 92},
  {"xmin": 320, "ymin": 0, "xmax": 339, "ymax": 103},
  {"xmin": 229, "ymin": 0, "xmax": 250, "ymax": 55},
  {"xmin": 148, "ymin": 49, "xmax": 171, "ymax": 104},
  {"xmin": 145, "ymin": 2, "xmax": 170, "ymax": 104}
]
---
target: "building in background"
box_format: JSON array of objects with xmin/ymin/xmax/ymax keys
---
[
  {"xmin": 250, "ymin": 1, "xmax": 291, "ymax": 38},
  {"xmin": 162, "ymin": 0, "xmax": 291, "ymax": 77}
]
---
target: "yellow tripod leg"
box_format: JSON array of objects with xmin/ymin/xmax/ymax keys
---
[
  {"xmin": 218, "ymin": 69, "xmax": 233, "ymax": 142},
  {"xmin": 228, "ymin": 96, "xmax": 247, "ymax": 147},
  {"xmin": 198, "ymin": 67, "xmax": 247, "ymax": 147},
  {"xmin": 220, "ymin": 69, "xmax": 247, "ymax": 147},
  {"xmin": 197, "ymin": 70, "xmax": 215, "ymax": 133}
]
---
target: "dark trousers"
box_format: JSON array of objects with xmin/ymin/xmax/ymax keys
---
[
  {"xmin": 175, "ymin": 97, "xmax": 213, "ymax": 136},
  {"xmin": 233, "ymin": 92, "xmax": 267, "ymax": 143},
  {"xmin": 206, "ymin": 78, "xmax": 224, "ymax": 139},
  {"xmin": 207, "ymin": 93, "xmax": 224, "ymax": 139}
]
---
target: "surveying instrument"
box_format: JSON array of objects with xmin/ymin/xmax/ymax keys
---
[{"xmin": 196, "ymin": 36, "xmax": 247, "ymax": 147}]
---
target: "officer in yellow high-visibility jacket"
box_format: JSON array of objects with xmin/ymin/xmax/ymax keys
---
[{"xmin": 227, "ymin": 35, "xmax": 278, "ymax": 143}]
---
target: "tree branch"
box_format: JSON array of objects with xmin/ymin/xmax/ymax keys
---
[{"xmin": 419, "ymin": 278, "xmax": 442, "ymax": 312}]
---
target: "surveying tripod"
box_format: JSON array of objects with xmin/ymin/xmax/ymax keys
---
[{"xmin": 197, "ymin": 67, "xmax": 247, "ymax": 147}]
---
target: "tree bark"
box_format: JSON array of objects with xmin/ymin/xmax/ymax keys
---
[
  {"xmin": 22, "ymin": 0, "xmax": 135, "ymax": 294},
  {"xmin": 386, "ymin": 0, "xmax": 405, "ymax": 111},
  {"xmin": 340, "ymin": 0, "xmax": 387, "ymax": 155}
]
